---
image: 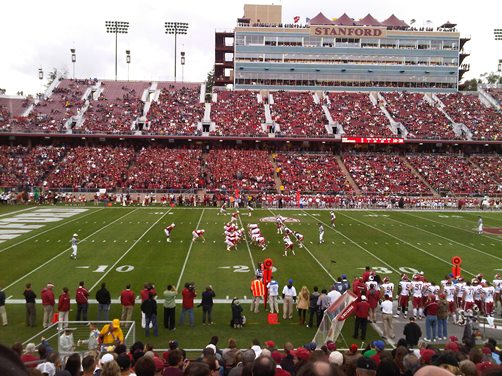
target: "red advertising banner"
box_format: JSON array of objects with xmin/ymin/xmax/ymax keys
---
[
  {"xmin": 337, "ymin": 301, "xmax": 356, "ymax": 321},
  {"xmin": 341, "ymin": 137, "xmax": 404, "ymax": 144}
]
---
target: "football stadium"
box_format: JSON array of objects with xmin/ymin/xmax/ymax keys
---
[{"xmin": 0, "ymin": 2, "xmax": 501, "ymax": 375}]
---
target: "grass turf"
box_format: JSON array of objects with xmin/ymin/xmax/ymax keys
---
[{"xmin": 0, "ymin": 205, "xmax": 501, "ymax": 351}]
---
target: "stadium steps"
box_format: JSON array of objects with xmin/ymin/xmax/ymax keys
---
[
  {"xmin": 334, "ymin": 156, "xmax": 361, "ymax": 194},
  {"xmin": 400, "ymin": 156, "xmax": 439, "ymax": 197},
  {"xmin": 269, "ymin": 154, "xmax": 282, "ymax": 193}
]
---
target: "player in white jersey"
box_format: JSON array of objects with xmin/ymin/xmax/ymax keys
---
[
  {"xmin": 472, "ymin": 279, "xmax": 484, "ymax": 313},
  {"xmin": 380, "ymin": 277, "xmax": 394, "ymax": 301},
  {"xmin": 463, "ymin": 281, "xmax": 475, "ymax": 311},
  {"xmin": 218, "ymin": 202, "xmax": 227, "ymax": 215},
  {"xmin": 293, "ymin": 232, "xmax": 304, "ymax": 248},
  {"xmin": 276, "ymin": 216, "xmax": 285, "ymax": 234},
  {"xmin": 456, "ymin": 277, "xmax": 466, "ymax": 308},
  {"xmin": 330, "ymin": 211, "xmax": 336, "ymax": 228},
  {"xmin": 230, "ymin": 211, "xmax": 240, "ymax": 224},
  {"xmin": 225, "ymin": 235, "xmax": 238, "ymax": 252},
  {"xmin": 70, "ymin": 233, "xmax": 79, "ymax": 259},
  {"xmin": 192, "ymin": 229, "xmax": 205, "ymax": 242},
  {"xmin": 442, "ymin": 280, "xmax": 457, "ymax": 322},
  {"xmin": 493, "ymin": 273, "xmax": 502, "ymax": 313},
  {"xmin": 482, "ymin": 282, "xmax": 495, "ymax": 317},
  {"xmin": 477, "ymin": 216, "xmax": 483, "ymax": 234},
  {"xmin": 283, "ymin": 235, "xmax": 295, "ymax": 256},
  {"xmin": 246, "ymin": 205, "xmax": 254, "ymax": 217},
  {"xmin": 164, "ymin": 223, "xmax": 176, "ymax": 243},
  {"xmin": 410, "ymin": 276, "xmax": 425, "ymax": 319},
  {"xmin": 396, "ymin": 275, "xmax": 411, "ymax": 318},
  {"xmin": 318, "ymin": 223, "xmax": 325, "ymax": 244},
  {"xmin": 426, "ymin": 282, "xmax": 440, "ymax": 299}
]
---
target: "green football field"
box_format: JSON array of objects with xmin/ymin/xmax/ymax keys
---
[{"xmin": 0, "ymin": 205, "xmax": 501, "ymax": 352}]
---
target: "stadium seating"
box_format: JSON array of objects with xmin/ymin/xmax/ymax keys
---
[
  {"xmin": 486, "ymin": 88, "xmax": 502, "ymax": 104},
  {"xmin": 81, "ymin": 81, "xmax": 148, "ymax": 134},
  {"xmin": 147, "ymin": 87, "xmax": 204, "ymax": 135},
  {"xmin": 45, "ymin": 146, "xmax": 135, "ymax": 189},
  {"xmin": 406, "ymin": 154, "xmax": 500, "ymax": 195},
  {"xmin": 0, "ymin": 105, "xmax": 10, "ymax": 130},
  {"xmin": 126, "ymin": 148, "xmax": 204, "ymax": 190},
  {"xmin": 342, "ymin": 153, "xmax": 431, "ymax": 195},
  {"xmin": 210, "ymin": 91, "xmax": 266, "ymax": 136},
  {"xmin": 205, "ymin": 149, "xmax": 275, "ymax": 191},
  {"xmin": 274, "ymin": 152, "xmax": 353, "ymax": 193},
  {"xmin": 327, "ymin": 92, "xmax": 394, "ymax": 137},
  {"xmin": 270, "ymin": 92, "xmax": 326, "ymax": 136},
  {"xmin": 470, "ymin": 154, "xmax": 502, "ymax": 184},
  {"xmin": 382, "ymin": 92, "xmax": 456, "ymax": 139},
  {"xmin": 438, "ymin": 93, "xmax": 502, "ymax": 140}
]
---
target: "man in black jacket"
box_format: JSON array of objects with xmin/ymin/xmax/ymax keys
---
[
  {"xmin": 96, "ymin": 282, "xmax": 111, "ymax": 321},
  {"xmin": 141, "ymin": 293, "xmax": 158, "ymax": 337},
  {"xmin": 403, "ymin": 316, "xmax": 422, "ymax": 348}
]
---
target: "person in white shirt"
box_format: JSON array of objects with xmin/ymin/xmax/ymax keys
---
[
  {"xmin": 380, "ymin": 295, "xmax": 395, "ymax": 339},
  {"xmin": 318, "ymin": 223, "xmax": 325, "ymax": 244},
  {"xmin": 267, "ymin": 278, "xmax": 280, "ymax": 314},
  {"xmin": 477, "ymin": 217, "xmax": 483, "ymax": 235},
  {"xmin": 59, "ymin": 328, "xmax": 75, "ymax": 353},
  {"xmin": 282, "ymin": 279, "xmax": 297, "ymax": 320}
]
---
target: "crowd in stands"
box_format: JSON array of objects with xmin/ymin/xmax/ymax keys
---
[
  {"xmin": 211, "ymin": 91, "xmax": 266, "ymax": 136},
  {"xmin": 486, "ymin": 88, "xmax": 502, "ymax": 105},
  {"xmin": 270, "ymin": 92, "xmax": 326, "ymax": 136},
  {"xmin": 382, "ymin": 92, "xmax": 456, "ymax": 139},
  {"xmin": 82, "ymin": 82, "xmax": 147, "ymax": 134},
  {"xmin": 342, "ymin": 153, "xmax": 430, "ymax": 195},
  {"xmin": 274, "ymin": 153, "xmax": 353, "ymax": 194},
  {"xmin": 438, "ymin": 93, "xmax": 502, "ymax": 141},
  {"xmin": 470, "ymin": 155, "xmax": 502, "ymax": 184},
  {"xmin": 45, "ymin": 146, "xmax": 135, "ymax": 190},
  {"xmin": 0, "ymin": 105, "xmax": 10, "ymax": 130},
  {"xmin": 205, "ymin": 149, "xmax": 275, "ymax": 192},
  {"xmin": 406, "ymin": 154, "xmax": 500, "ymax": 195},
  {"xmin": 147, "ymin": 88, "xmax": 204, "ymax": 135},
  {"xmin": 126, "ymin": 148, "xmax": 204, "ymax": 190},
  {"xmin": 327, "ymin": 93, "xmax": 394, "ymax": 137}
]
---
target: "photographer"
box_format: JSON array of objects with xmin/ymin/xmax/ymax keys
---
[
  {"xmin": 201, "ymin": 285, "xmax": 216, "ymax": 325},
  {"xmin": 180, "ymin": 282, "xmax": 197, "ymax": 327}
]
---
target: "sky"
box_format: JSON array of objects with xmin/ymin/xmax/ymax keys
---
[{"xmin": 0, "ymin": 0, "xmax": 500, "ymax": 97}]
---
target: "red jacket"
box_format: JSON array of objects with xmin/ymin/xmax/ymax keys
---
[
  {"xmin": 58, "ymin": 293, "xmax": 71, "ymax": 312},
  {"xmin": 424, "ymin": 300, "xmax": 439, "ymax": 316},
  {"xmin": 354, "ymin": 300, "xmax": 370, "ymax": 319},
  {"xmin": 41, "ymin": 288, "xmax": 55, "ymax": 306},
  {"xmin": 182, "ymin": 288, "xmax": 196, "ymax": 309},
  {"xmin": 76, "ymin": 286, "xmax": 89, "ymax": 304},
  {"xmin": 121, "ymin": 289, "xmax": 135, "ymax": 306},
  {"xmin": 141, "ymin": 288, "xmax": 157, "ymax": 302}
]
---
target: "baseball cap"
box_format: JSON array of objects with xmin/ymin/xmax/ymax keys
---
[
  {"xmin": 292, "ymin": 347, "xmax": 310, "ymax": 361},
  {"xmin": 360, "ymin": 295, "xmax": 367, "ymax": 301},
  {"xmin": 47, "ymin": 283, "xmax": 54, "ymax": 288},
  {"xmin": 304, "ymin": 342, "xmax": 316, "ymax": 351},
  {"xmin": 341, "ymin": 274, "xmax": 347, "ymax": 279},
  {"xmin": 349, "ymin": 344, "xmax": 358, "ymax": 353},
  {"xmin": 373, "ymin": 340, "xmax": 385, "ymax": 351},
  {"xmin": 265, "ymin": 340, "xmax": 276, "ymax": 348},
  {"xmin": 100, "ymin": 353, "xmax": 115, "ymax": 365},
  {"xmin": 328, "ymin": 351, "xmax": 343, "ymax": 366},
  {"xmin": 271, "ymin": 351, "xmax": 283, "ymax": 363},
  {"xmin": 112, "ymin": 319, "xmax": 120, "ymax": 328},
  {"xmin": 288, "ymin": 279, "xmax": 293, "ymax": 284},
  {"xmin": 356, "ymin": 357, "xmax": 377, "ymax": 370},
  {"xmin": 420, "ymin": 349, "xmax": 435, "ymax": 364}
]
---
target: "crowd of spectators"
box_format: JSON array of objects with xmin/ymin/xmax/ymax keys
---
[
  {"xmin": 382, "ymin": 92, "xmax": 456, "ymax": 140},
  {"xmin": 126, "ymin": 148, "xmax": 204, "ymax": 190},
  {"xmin": 327, "ymin": 93, "xmax": 394, "ymax": 137},
  {"xmin": 470, "ymin": 154, "xmax": 502, "ymax": 183},
  {"xmin": 274, "ymin": 153, "xmax": 353, "ymax": 194},
  {"xmin": 204, "ymin": 149, "xmax": 276, "ymax": 192},
  {"xmin": 210, "ymin": 91, "xmax": 266, "ymax": 136},
  {"xmin": 342, "ymin": 153, "xmax": 430, "ymax": 195},
  {"xmin": 147, "ymin": 87, "xmax": 204, "ymax": 135},
  {"xmin": 45, "ymin": 146, "xmax": 135, "ymax": 190},
  {"xmin": 82, "ymin": 81, "xmax": 147, "ymax": 134},
  {"xmin": 406, "ymin": 154, "xmax": 500, "ymax": 195},
  {"xmin": 486, "ymin": 88, "xmax": 502, "ymax": 105},
  {"xmin": 438, "ymin": 93, "xmax": 502, "ymax": 141},
  {"xmin": 270, "ymin": 92, "xmax": 326, "ymax": 136},
  {"xmin": 0, "ymin": 105, "xmax": 10, "ymax": 130}
]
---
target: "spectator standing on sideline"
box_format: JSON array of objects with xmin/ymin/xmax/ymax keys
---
[
  {"xmin": 201, "ymin": 285, "xmax": 216, "ymax": 325},
  {"xmin": 424, "ymin": 295, "xmax": 439, "ymax": 341},
  {"xmin": 23, "ymin": 283, "xmax": 37, "ymax": 327},
  {"xmin": 0, "ymin": 286, "xmax": 7, "ymax": 326},
  {"xmin": 141, "ymin": 292, "xmax": 158, "ymax": 337},
  {"xmin": 163, "ymin": 284, "xmax": 177, "ymax": 330},
  {"xmin": 403, "ymin": 317, "xmax": 422, "ymax": 347},
  {"xmin": 437, "ymin": 293, "xmax": 449, "ymax": 340},
  {"xmin": 41, "ymin": 283, "xmax": 55, "ymax": 328},
  {"xmin": 180, "ymin": 282, "xmax": 196, "ymax": 327},
  {"xmin": 317, "ymin": 289, "xmax": 330, "ymax": 327},
  {"xmin": 267, "ymin": 277, "xmax": 280, "ymax": 314},
  {"xmin": 96, "ymin": 283, "xmax": 111, "ymax": 321},
  {"xmin": 381, "ymin": 295, "xmax": 395, "ymax": 339},
  {"xmin": 120, "ymin": 284, "xmax": 135, "ymax": 322},
  {"xmin": 76, "ymin": 281, "xmax": 89, "ymax": 321},
  {"xmin": 282, "ymin": 279, "xmax": 297, "ymax": 320},
  {"xmin": 297, "ymin": 286, "xmax": 309, "ymax": 326},
  {"xmin": 250, "ymin": 276, "xmax": 265, "ymax": 313},
  {"xmin": 58, "ymin": 287, "xmax": 71, "ymax": 330},
  {"xmin": 353, "ymin": 295, "xmax": 370, "ymax": 340},
  {"xmin": 307, "ymin": 286, "xmax": 320, "ymax": 328}
]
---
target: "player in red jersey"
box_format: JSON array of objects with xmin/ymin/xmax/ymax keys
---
[
  {"xmin": 164, "ymin": 223, "xmax": 175, "ymax": 243},
  {"xmin": 192, "ymin": 229, "xmax": 205, "ymax": 242}
]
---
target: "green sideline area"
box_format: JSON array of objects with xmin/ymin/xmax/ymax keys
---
[{"xmin": 0, "ymin": 205, "xmax": 501, "ymax": 351}]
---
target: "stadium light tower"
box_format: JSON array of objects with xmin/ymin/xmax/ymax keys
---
[
  {"xmin": 126, "ymin": 50, "xmax": 131, "ymax": 81},
  {"xmin": 105, "ymin": 20, "xmax": 130, "ymax": 81},
  {"xmin": 70, "ymin": 48, "xmax": 76, "ymax": 79},
  {"xmin": 181, "ymin": 51, "xmax": 186, "ymax": 83},
  {"xmin": 165, "ymin": 21, "xmax": 189, "ymax": 82},
  {"xmin": 495, "ymin": 29, "xmax": 502, "ymax": 72}
]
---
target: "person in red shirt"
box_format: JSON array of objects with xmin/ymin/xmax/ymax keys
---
[
  {"xmin": 366, "ymin": 283, "xmax": 380, "ymax": 323},
  {"xmin": 20, "ymin": 342, "xmax": 39, "ymax": 368},
  {"xmin": 76, "ymin": 281, "xmax": 89, "ymax": 321},
  {"xmin": 41, "ymin": 283, "xmax": 55, "ymax": 328},
  {"xmin": 140, "ymin": 283, "xmax": 157, "ymax": 329},
  {"xmin": 58, "ymin": 287, "xmax": 71, "ymax": 330},
  {"xmin": 353, "ymin": 295, "xmax": 370, "ymax": 340},
  {"xmin": 424, "ymin": 295, "xmax": 439, "ymax": 342},
  {"xmin": 180, "ymin": 283, "xmax": 196, "ymax": 327},
  {"xmin": 120, "ymin": 284, "xmax": 135, "ymax": 322}
]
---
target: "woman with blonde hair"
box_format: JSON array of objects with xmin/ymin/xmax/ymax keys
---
[
  {"xmin": 297, "ymin": 286, "xmax": 310, "ymax": 326},
  {"xmin": 101, "ymin": 360, "xmax": 121, "ymax": 376}
]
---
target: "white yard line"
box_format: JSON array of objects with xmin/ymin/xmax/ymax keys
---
[
  {"xmin": 302, "ymin": 211, "xmax": 401, "ymax": 275},
  {"xmin": 384, "ymin": 212, "xmax": 502, "ymax": 261},
  {"xmin": 404, "ymin": 212, "xmax": 502, "ymax": 244},
  {"xmin": 339, "ymin": 212, "xmax": 476, "ymax": 277},
  {"xmin": 176, "ymin": 209, "xmax": 205, "ymax": 289},
  {"xmin": 237, "ymin": 212, "xmax": 256, "ymax": 272},
  {"xmin": 0, "ymin": 209, "xmax": 104, "ymax": 254},
  {"xmin": 3, "ymin": 209, "xmax": 140, "ymax": 291},
  {"xmin": 0, "ymin": 206, "xmax": 37, "ymax": 218}
]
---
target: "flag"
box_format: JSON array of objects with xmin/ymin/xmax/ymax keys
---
[{"xmin": 293, "ymin": 16, "xmax": 300, "ymax": 23}]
